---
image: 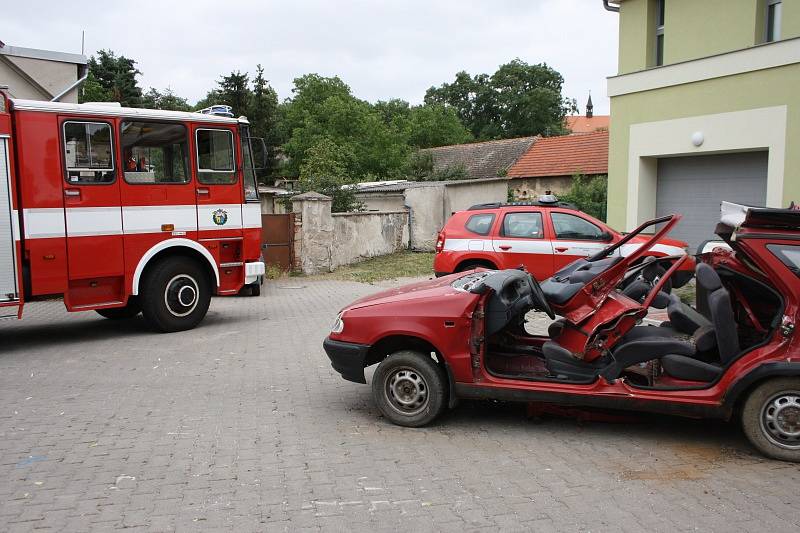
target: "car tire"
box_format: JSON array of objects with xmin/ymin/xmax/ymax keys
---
[
  {"xmin": 741, "ymin": 378, "xmax": 800, "ymax": 462},
  {"xmin": 372, "ymin": 350, "xmax": 448, "ymax": 427},
  {"xmin": 140, "ymin": 256, "xmax": 211, "ymax": 333},
  {"xmin": 96, "ymin": 298, "xmax": 141, "ymax": 320}
]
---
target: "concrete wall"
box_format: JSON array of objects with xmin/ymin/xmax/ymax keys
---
[
  {"xmin": 357, "ymin": 192, "xmax": 406, "ymax": 212},
  {"xmin": 291, "ymin": 193, "xmax": 409, "ymax": 274},
  {"xmin": 352, "ymin": 179, "xmax": 508, "ymax": 251},
  {"xmin": 331, "ymin": 211, "xmax": 409, "ymax": 270},
  {"xmin": 405, "ymin": 185, "xmax": 446, "ymax": 251}
]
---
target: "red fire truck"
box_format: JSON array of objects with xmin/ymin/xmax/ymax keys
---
[{"xmin": 0, "ymin": 91, "xmax": 265, "ymax": 332}]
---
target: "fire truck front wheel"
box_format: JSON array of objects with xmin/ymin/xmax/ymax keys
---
[{"xmin": 140, "ymin": 256, "xmax": 212, "ymax": 333}]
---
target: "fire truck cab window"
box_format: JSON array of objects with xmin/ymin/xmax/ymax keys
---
[
  {"xmin": 62, "ymin": 121, "xmax": 115, "ymax": 183},
  {"xmin": 196, "ymin": 129, "xmax": 236, "ymax": 184},
  {"xmin": 120, "ymin": 121, "xmax": 189, "ymax": 184}
]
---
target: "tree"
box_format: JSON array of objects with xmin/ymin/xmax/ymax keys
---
[
  {"xmin": 281, "ymin": 74, "xmax": 410, "ymax": 180},
  {"xmin": 425, "ymin": 59, "xmax": 577, "ymax": 140},
  {"xmin": 141, "ymin": 87, "xmax": 191, "ymax": 111},
  {"xmin": 81, "ymin": 50, "xmax": 143, "ymax": 106},
  {"xmin": 298, "ymin": 137, "xmax": 362, "ymax": 213},
  {"xmin": 560, "ymin": 174, "xmax": 608, "ymax": 221}
]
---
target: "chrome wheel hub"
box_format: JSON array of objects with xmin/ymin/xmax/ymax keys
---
[
  {"xmin": 164, "ymin": 274, "xmax": 199, "ymax": 317},
  {"xmin": 761, "ymin": 392, "xmax": 800, "ymax": 449},
  {"xmin": 386, "ymin": 368, "xmax": 428, "ymax": 415}
]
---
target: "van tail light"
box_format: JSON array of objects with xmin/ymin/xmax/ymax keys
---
[{"xmin": 435, "ymin": 231, "xmax": 445, "ymax": 253}]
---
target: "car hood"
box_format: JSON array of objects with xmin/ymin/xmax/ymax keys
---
[{"xmin": 343, "ymin": 273, "xmax": 467, "ymax": 311}]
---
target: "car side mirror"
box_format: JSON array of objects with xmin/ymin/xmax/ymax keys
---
[{"xmin": 600, "ymin": 231, "xmax": 613, "ymax": 241}]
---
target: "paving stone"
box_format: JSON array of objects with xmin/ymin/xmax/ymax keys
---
[{"xmin": 0, "ymin": 278, "xmax": 797, "ymax": 531}]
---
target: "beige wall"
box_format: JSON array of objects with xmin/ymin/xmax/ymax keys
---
[
  {"xmin": 618, "ymin": 0, "xmax": 800, "ymax": 74},
  {"xmin": 0, "ymin": 55, "xmax": 82, "ymax": 103}
]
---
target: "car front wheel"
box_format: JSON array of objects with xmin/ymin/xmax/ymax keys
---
[
  {"xmin": 741, "ymin": 378, "xmax": 800, "ymax": 462},
  {"xmin": 372, "ymin": 350, "xmax": 447, "ymax": 427}
]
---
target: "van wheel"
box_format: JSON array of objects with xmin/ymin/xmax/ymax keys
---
[
  {"xmin": 140, "ymin": 257, "xmax": 211, "ymax": 333},
  {"xmin": 372, "ymin": 350, "xmax": 447, "ymax": 427},
  {"xmin": 741, "ymin": 378, "xmax": 800, "ymax": 462},
  {"xmin": 96, "ymin": 298, "xmax": 140, "ymax": 319}
]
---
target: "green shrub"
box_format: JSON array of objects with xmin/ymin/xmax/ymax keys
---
[{"xmin": 560, "ymin": 174, "xmax": 608, "ymax": 222}]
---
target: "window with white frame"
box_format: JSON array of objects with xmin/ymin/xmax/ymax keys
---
[
  {"xmin": 766, "ymin": 0, "xmax": 782, "ymax": 43},
  {"xmin": 654, "ymin": 0, "xmax": 665, "ymax": 66}
]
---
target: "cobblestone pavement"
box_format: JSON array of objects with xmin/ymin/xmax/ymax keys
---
[{"xmin": 1, "ymin": 277, "xmax": 798, "ymax": 532}]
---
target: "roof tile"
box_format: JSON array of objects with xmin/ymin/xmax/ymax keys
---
[{"xmin": 506, "ymin": 131, "xmax": 608, "ymax": 178}]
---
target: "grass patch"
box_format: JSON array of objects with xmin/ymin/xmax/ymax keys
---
[{"xmin": 309, "ymin": 251, "xmax": 435, "ymax": 284}]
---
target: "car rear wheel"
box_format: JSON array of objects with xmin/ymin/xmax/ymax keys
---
[
  {"xmin": 741, "ymin": 378, "xmax": 800, "ymax": 462},
  {"xmin": 372, "ymin": 350, "xmax": 447, "ymax": 427}
]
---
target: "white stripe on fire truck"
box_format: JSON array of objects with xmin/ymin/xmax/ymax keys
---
[
  {"xmin": 198, "ymin": 204, "xmax": 243, "ymax": 231},
  {"xmin": 23, "ymin": 208, "xmax": 66, "ymax": 239},
  {"xmin": 123, "ymin": 205, "xmax": 196, "ymax": 234},
  {"xmin": 11, "ymin": 209, "xmax": 20, "ymax": 241},
  {"xmin": 242, "ymin": 203, "xmax": 262, "ymax": 229},
  {"xmin": 20, "ymin": 205, "xmax": 263, "ymax": 239},
  {"xmin": 65, "ymin": 207, "xmax": 122, "ymax": 236}
]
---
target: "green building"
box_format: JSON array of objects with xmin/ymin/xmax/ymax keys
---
[{"xmin": 604, "ymin": 0, "xmax": 800, "ymax": 248}]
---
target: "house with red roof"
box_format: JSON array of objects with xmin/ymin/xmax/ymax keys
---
[
  {"xmin": 506, "ymin": 130, "xmax": 609, "ymax": 201},
  {"xmin": 564, "ymin": 94, "xmax": 609, "ymax": 133}
]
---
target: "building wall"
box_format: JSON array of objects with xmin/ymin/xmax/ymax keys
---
[
  {"xmin": 607, "ymin": 62, "xmax": 800, "ymax": 229},
  {"xmin": 0, "ymin": 56, "xmax": 81, "ymax": 102},
  {"xmin": 508, "ymin": 176, "xmax": 574, "ymax": 201},
  {"xmin": 618, "ymin": 0, "xmax": 800, "ymax": 74}
]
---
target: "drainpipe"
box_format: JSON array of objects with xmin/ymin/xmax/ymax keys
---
[
  {"xmin": 51, "ymin": 64, "xmax": 88, "ymax": 102},
  {"xmin": 603, "ymin": 0, "xmax": 620, "ymax": 12}
]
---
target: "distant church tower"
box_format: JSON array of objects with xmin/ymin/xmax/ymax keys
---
[{"xmin": 586, "ymin": 92, "xmax": 594, "ymax": 118}]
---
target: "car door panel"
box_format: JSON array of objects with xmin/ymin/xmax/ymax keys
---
[{"xmin": 492, "ymin": 211, "xmax": 554, "ymax": 280}]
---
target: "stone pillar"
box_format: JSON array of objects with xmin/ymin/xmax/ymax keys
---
[{"xmin": 291, "ymin": 191, "xmax": 334, "ymax": 275}]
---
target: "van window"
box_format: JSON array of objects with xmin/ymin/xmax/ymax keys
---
[
  {"xmin": 502, "ymin": 212, "xmax": 543, "ymax": 239},
  {"xmin": 120, "ymin": 121, "xmax": 189, "ymax": 184},
  {"xmin": 197, "ymin": 129, "xmax": 236, "ymax": 184},
  {"xmin": 465, "ymin": 213, "xmax": 495, "ymax": 236},
  {"xmin": 62, "ymin": 121, "xmax": 115, "ymax": 183}
]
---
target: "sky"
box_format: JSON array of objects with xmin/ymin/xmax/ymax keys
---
[{"xmin": 2, "ymin": 0, "xmax": 619, "ymax": 114}]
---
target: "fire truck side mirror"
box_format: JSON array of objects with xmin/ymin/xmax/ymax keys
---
[{"xmin": 248, "ymin": 137, "xmax": 269, "ymax": 170}]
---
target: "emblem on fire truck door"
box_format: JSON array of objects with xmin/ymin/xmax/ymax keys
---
[{"xmin": 212, "ymin": 209, "xmax": 229, "ymax": 226}]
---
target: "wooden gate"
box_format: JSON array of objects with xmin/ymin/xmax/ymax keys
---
[{"xmin": 261, "ymin": 213, "xmax": 295, "ymax": 270}]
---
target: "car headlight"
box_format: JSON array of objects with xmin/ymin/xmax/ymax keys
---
[{"xmin": 331, "ymin": 313, "xmax": 345, "ymax": 334}]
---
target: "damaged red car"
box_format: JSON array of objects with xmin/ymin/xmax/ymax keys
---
[{"xmin": 324, "ymin": 203, "xmax": 800, "ymax": 461}]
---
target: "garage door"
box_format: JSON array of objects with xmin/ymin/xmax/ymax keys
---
[{"xmin": 656, "ymin": 152, "xmax": 767, "ymax": 251}]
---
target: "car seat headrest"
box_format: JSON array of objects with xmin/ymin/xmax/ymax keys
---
[{"xmin": 696, "ymin": 263, "xmax": 722, "ymax": 291}]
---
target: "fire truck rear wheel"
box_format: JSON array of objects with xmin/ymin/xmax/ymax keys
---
[{"xmin": 140, "ymin": 256, "xmax": 211, "ymax": 333}]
